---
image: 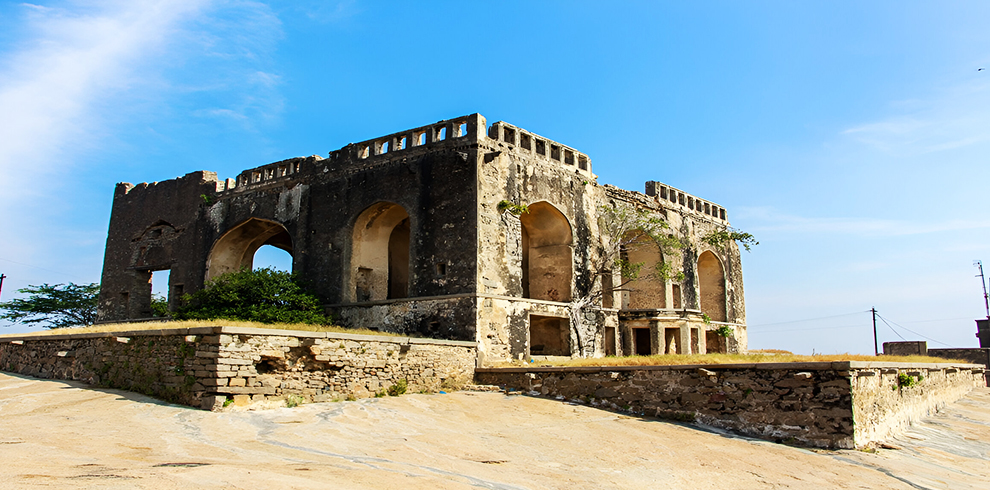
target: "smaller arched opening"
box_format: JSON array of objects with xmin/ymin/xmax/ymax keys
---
[
  {"xmin": 206, "ymin": 218, "xmax": 292, "ymax": 281},
  {"xmin": 520, "ymin": 202, "xmax": 572, "ymax": 302},
  {"xmin": 350, "ymin": 202, "xmax": 411, "ymax": 302},
  {"xmin": 698, "ymin": 251, "xmax": 727, "ymax": 322},
  {"xmin": 620, "ymin": 230, "xmax": 666, "ymax": 310}
]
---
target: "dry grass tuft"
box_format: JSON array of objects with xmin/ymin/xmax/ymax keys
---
[
  {"xmin": 496, "ymin": 352, "xmax": 968, "ymax": 368},
  {"xmin": 0, "ymin": 319, "xmax": 403, "ymax": 338}
]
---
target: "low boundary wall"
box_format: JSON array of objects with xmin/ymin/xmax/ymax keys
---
[
  {"xmin": 928, "ymin": 348, "xmax": 990, "ymax": 386},
  {"xmin": 476, "ymin": 361, "xmax": 985, "ymax": 448},
  {"xmin": 0, "ymin": 327, "xmax": 477, "ymax": 410}
]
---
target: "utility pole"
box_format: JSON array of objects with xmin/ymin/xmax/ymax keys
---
[
  {"xmin": 975, "ymin": 261, "xmax": 989, "ymax": 318},
  {"xmin": 872, "ymin": 307, "xmax": 879, "ymax": 356},
  {"xmin": 0, "ymin": 273, "xmax": 5, "ymax": 302}
]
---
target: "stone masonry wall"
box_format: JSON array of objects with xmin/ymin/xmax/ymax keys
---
[
  {"xmin": 0, "ymin": 326, "xmax": 476, "ymax": 410},
  {"xmin": 476, "ymin": 361, "xmax": 984, "ymax": 448}
]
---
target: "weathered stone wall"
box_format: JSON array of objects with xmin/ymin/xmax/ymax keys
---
[
  {"xmin": 475, "ymin": 361, "xmax": 985, "ymax": 448},
  {"xmin": 928, "ymin": 348, "xmax": 990, "ymax": 386},
  {"xmin": 849, "ymin": 362, "xmax": 984, "ymax": 446},
  {"xmin": 882, "ymin": 341, "xmax": 928, "ymax": 356},
  {"xmin": 0, "ymin": 327, "xmax": 476, "ymax": 410},
  {"xmin": 95, "ymin": 113, "xmax": 748, "ymax": 362}
]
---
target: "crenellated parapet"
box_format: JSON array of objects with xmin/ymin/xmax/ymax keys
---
[
  {"xmin": 645, "ymin": 180, "xmax": 728, "ymax": 223},
  {"xmin": 486, "ymin": 121, "xmax": 593, "ymax": 178}
]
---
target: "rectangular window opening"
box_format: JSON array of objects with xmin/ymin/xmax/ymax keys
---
[
  {"xmin": 535, "ymin": 139, "xmax": 547, "ymax": 156},
  {"xmin": 458, "ymin": 122, "xmax": 468, "ymax": 137},
  {"xmin": 704, "ymin": 203, "xmax": 711, "ymax": 215},
  {"xmin": 564, "ymin": 150, "xmax": 574, "ymax": 165},
  {"xmin": 398, "ymin": 136, "xmax": 407, "ymax": 150},
  {"xmin": 529, "ymin": 315, "xmax": 570, "ymax": 356},
  {"xmin": 436, "ymin": 263, "xmax": 447, "ymax": 277},
  {"xmin": 252, "ymin": 171, "xmax": 262, "ymax": 183},
  {"xmin": 380, "ymin": 140, "xmax": 390, "ymax": 154},
  {"xmin": 660, "ymin": 187, "xmax": 667, "ymax": 200},
  {"xmin": 437, "ymin": 126, "xmax": 448, "ymax": 141},
  {"xmin": 578, "ymin": 155, "xmax": 588, "ymax": 170},
  {"xmin": 414, "ymin": 131, "xmax": 426, "ymax": 146},
  {"xmin": 359, "ymin": 145, "xmax": 370, "ymax": 159},
  {"xmin": 719, "ymin": 208, "xmax": 726, "ymax": 220},
  {"xmin": 520, "ymin": 133, "xmax": 532, "ymax": 151},
  {"xmin": 503, "ymin": 126, "xmax": 515, "ymax": 145},
  {"xmin": 550, "ymin": 145, "xmax": 561, "ymax": 161}
]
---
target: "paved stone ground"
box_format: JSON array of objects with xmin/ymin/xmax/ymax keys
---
[{"xmin": 0, "ymin": 372, "xmax": 987, "ymax": 489}]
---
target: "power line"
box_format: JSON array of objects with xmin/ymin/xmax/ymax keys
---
[
  {"xmin": 0, "ymin": 257, "xmax": 93, "ymax": 283},
  {"xmin": 750, "ymin": 323, "xmax": 864, "ymax": 334},
  {"xmin": 748, "ymin": 311, "xmax": 868, "ymax": 328},
  {"xmin": 876, "ymin": 313, "xmax": 952, "ymax": 347},
  {"xmin": 877, "ymin": 315, "xmax": 906, "ymax": 341}
]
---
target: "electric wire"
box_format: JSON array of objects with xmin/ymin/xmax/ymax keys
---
[
  {"xmin": 876, "ymin": 314, "xmax": 952, "ymax": 347},
  {"xmin": 0, "ymin": 257, "xmax": 91, "ymax": 282},
  {"xmin": 747, "ymin": 311, "xmax": 868, "ymax": 328},
  {"xmin": 877, "ymin": 315, "xmax": 906, "ymax": 341},
  {"xmin": 750, "ymin": 323, "xmax": 864, "ymax": 334}
]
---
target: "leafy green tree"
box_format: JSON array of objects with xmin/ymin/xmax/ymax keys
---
[
  {"xmin": 174, "ymin": 267, "xmax": 332, "ymax": 324},
  {"xmin": 150, "ymin": 294, "xmax": 170, "ymax": 318},
  {"xmin": 569, "ymin": 204, "xmax": 684, "ymax": 356},
  {"xmin": 0, "ymin": 283, "xmax": 100, "ymax": 329},
  {"xmin": 701, "ymin": 227, "xmax": 759, "ymax": 252}
]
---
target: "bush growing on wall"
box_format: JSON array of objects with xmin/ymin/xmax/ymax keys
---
[{"xmin": 174, "ymin": 268, "xmax": 332, "ymax": 325}]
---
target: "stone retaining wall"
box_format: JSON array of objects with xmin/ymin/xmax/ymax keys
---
[
  {"xmin": 0, "ymin": 327, "xmax": 477, "ymax": 410},
  {"xmin": 475, "ymin": 361, "xmax": 985, "ymax": 448}
]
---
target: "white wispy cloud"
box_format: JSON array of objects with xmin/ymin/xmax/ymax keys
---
[
  {"xmin": 841, "ymin": 78, "xmax": 990, "ymax": 155},
  {"xmin": 735, "ymin": 206, "xmax": 990, "ymax": 237},
  {"xmin": 0, "ymin": 0, "xmax": 285, "ymax": 303}
]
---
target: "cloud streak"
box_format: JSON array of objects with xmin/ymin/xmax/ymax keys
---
[
  {"xmin": 735, "ymin": 206, "xmax": 990, "ymax": 237},
  {"xmin": 0, "ymin": 0, "xmax": 285, "ymax": 307},
  {"xmin": 841, "ymin": 78, "xmax": 990, "ymax": 155}
]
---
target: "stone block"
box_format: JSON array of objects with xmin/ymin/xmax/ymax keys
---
[
  {"xmin": 232, "ymin": 394, "xmax": 251, "ymax": 406},
  {"xmin": 200, "ymin": 395, "xmax": 226, "ymax": 411}
]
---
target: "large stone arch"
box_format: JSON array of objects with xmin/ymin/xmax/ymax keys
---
[
  {"xmin": 206, "ymin": 218, "xmax": 292, "ymax": 282},
  {"xmin": 698, "ymin": 251, "xmax": 726, "ymax": 322},
  {"xmin": 349, "ymin": 201, "xmax": 411, "ymax": 302},
  {"xmin": 520, "ymin": 201, "xmax": 572, "ymax": 302},
  {"xmin": 621, "ymin": 230, "xmax": 666, "ymax": 309}
]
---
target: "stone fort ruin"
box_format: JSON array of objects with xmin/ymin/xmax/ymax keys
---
[{"xmin": 97, "ymin": 113, "xmax": 747, "ymax": 362}]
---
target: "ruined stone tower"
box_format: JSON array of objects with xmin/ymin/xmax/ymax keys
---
[{"xmin": 97, "ymin": 113, "xmax": 746, "ymax": 361}]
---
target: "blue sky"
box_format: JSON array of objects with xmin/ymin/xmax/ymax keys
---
[{"xmin": 1, "ymin": 1, "xmax": 989, "ymax": 354}]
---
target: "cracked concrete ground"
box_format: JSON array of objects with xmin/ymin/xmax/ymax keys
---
[{"xmin": 0, "ymin": 373, "xmax": 987, "ymax": 489}]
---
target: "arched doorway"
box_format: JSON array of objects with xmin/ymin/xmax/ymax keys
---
[
  {"xmin": 698, "ymin": 251, "xmax": 726, "ymax": 322},
  {"xmin": 206, "ymin": 218, "xmax": 292, "ymax": 281},
  {"xmin": 350, "ymin": 202, "xmax": 411, "ymax": 302},
  {"xmin": 520, "ymin": 201, "xmax": 572, "ymax": 302},
  {"xmin": 621, "ymin": 230, "xmax": 666, "ymax": 309}
]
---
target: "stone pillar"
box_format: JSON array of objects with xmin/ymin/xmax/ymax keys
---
[{"xmin": 678, "ymin": 320, "xmax": 692, "ymax": 354}]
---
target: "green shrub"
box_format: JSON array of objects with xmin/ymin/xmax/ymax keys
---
[
  {"xmin": 174, "ymin": 268, "xmax": 332, "ymax": 325},
  {"xmin": 897, "ymin": 373, "xmax": 919, "ymax": 388},
  {"xmin": 387, "ymin": 379, "xmax": 408, "ymax": 396},
  {"xmin": 151, "ymin": 294, "xmax": 170, "ymax": 318}
]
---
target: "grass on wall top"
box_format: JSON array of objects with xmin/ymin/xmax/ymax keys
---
[{"xmin": 0, "ymin": 319, "xmax": 404, "ymax": 338}]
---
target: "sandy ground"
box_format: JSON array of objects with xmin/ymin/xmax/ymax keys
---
[{"xmin": 1, "ymin": 373, "xmax": 987, "ymax": 489}]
